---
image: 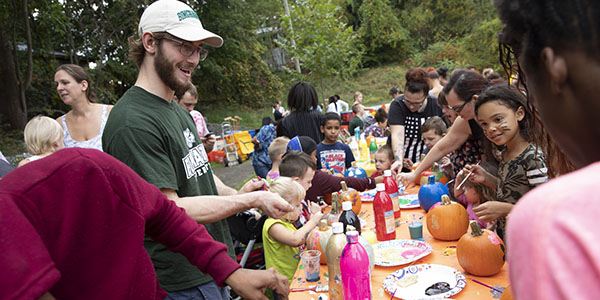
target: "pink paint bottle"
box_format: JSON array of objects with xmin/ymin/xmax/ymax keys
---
[{"xmin": 340, "ymin": 231, "xmax": 371, "ymax": 300}]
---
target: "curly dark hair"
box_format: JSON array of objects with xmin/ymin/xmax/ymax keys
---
[{"xmin": 495, "ymin": 0, "xmax": 580, "ymax": 176}]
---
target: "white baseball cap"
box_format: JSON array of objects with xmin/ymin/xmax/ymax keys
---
[{"xmin": 139, "ymin": 0, "xmax": 223, "ymax": 47}]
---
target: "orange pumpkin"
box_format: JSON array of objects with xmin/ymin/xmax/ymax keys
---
[
  {"xmin": 499, "ymin": 285, "xmax": 513, "ymax": 300},
  {"xmin": 339, "ymin": 181, "xmax": 361, "ymax": 215},
  {"xmin": 426, "ymin": 195, "xmax": 469, "ymax": 241},
  {"xmin": 306, "ymin": 219, "xmax": 332, "ymax": 264},
  {"xmin": 457, "ymin": 221, "xmax": 506, "ymax": 276}
]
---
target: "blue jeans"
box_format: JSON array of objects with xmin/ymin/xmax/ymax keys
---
[
  {"xmin": 252, "ymin": 161, "xmax": 271, "ymax": 179},
  {"xmin": 165, "ymin": 280, "xmax": 230, "ymax": 300}
]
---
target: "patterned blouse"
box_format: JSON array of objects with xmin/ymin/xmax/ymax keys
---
[
  {"xmin": 494, "ymin": 143, "xmax": 548, "ymax": 240},
  {"xmin": 363, "ymin": 124, "xmax": 386, "ymax": 138},
  {"xmin": 252, "ymin": 123, "xmax": 276, "ymax": 166}
]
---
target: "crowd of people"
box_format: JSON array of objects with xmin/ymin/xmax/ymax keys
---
[{"xmin": 1, "ymin": 0, "xmax": 599, "ymax": 299}]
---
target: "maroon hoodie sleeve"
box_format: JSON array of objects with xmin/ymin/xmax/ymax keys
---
[
  {"xmin": 305, "ymin": 170, "xmax": 376, "ymax": 202},
  {"xmin": 99, "ymin": 150, "xmax": 241, "ymax": 286}
]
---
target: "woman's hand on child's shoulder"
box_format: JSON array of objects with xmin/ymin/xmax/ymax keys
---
[{"xmin": 472, "ymin": 201, "xmax": 513, "ymax": 223}]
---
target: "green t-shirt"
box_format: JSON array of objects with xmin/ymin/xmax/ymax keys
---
[
  {"xmin": 103, "ymin": 86, "xmax": 235, "ymax": 291},
  {"xmin": 349, "ymin": 116, "xmax": 364, "ymax": 134},
  {"xmin": 262, "ymin": 218, "xmax": 300, "ymax": 283}
]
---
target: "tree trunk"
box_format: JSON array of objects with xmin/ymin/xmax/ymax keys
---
[{"xmin": 0, "ymin": 21, "xmax": 27, "ymax": 130}]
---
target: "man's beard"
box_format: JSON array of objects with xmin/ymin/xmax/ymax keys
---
[{"xmin": 154, "ymin": 44, "xmax": 192, "ymax": 97}]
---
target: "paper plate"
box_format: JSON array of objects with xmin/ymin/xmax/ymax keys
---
[
  {"xmin": 383, "ymin": 264, "xmax": 467, "ymax": 300},
  {"xmin": 398, "ymin": 194, "xmax": 420, "ymax": 209},
  {"xmin": 360, "ymin": 189, "xmax": 377, "ymax": 202},
  {"xmin": 373, "ymin": 240, "xmax": 433, "ymax": 267}
]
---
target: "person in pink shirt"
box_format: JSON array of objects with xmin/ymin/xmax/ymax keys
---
[
  {"xmin": 0, "ymin": 148, "xmax": 289, "ymax": 300},
  {"xmin": 175, "ymin": 85, "xmax": 215, "ymax": 152},
  {"xmin": 496, "ymin": 0, "xmax": 600, "ymax": 299}
]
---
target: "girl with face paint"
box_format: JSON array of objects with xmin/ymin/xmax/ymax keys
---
[{"xmin": 461, "ymin": 85, "xmax": 548, "ymax": 241}]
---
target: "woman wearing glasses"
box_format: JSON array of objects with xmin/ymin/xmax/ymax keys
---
[
  {"xmin": 398, "ymin": 70, "xmax": 498, "ymax": 184},
  {"xmin": 388, "ymin": 68, "xmax": 444, "ymax": 172},
  {"xmin": 54, "ymin": 64, "xmax": 113, "ymax": 151}
]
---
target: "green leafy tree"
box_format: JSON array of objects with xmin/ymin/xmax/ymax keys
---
[
  {"xmin": 188, "ymin": 0, "xmax": 283, "ymax": 109},
  {"xmin": 277, "ymin": 0, "xmax": 362, "ymax": 95},
  {"xmin": 458, "ymin": 17, "xmax": 503, "ymax": 72},
  {"xmin": 357, "ymin": 0, "xmax": 411, "ymax": 65}
]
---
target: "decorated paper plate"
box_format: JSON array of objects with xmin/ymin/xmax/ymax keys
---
[
  {"xmin": 373, "ymin": 240, "xmax": 433, "ymax": 267},
  {"xmin": 383, "ymin": 264, "xmax": 467, "ymax": 300},
  {"xmin": 398, "ymin": 194, "xmax": 420, "ymax": 209},
  {"xmin": 360, "ymin": 189, "xmax": 377, "ymax": 202}
]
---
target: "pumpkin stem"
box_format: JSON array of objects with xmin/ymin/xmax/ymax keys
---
[
  {"xmin": 470, "ymin": 221, "xmax": 483, "ymax": 237},
  {"xmin": 352, "ymin": 161, "xmax": 357, "ymax": 167},
  {"xmin": 441, "ymin": 194, "xmax": 451, "ymax": 205},
  {"xmin": 340, "ymin": 181, "xmax": 349, "ymax": 192},
  {"xmin": 332, "ymin": 192, "xmax": 341, "ymax": 213},
  {"xmin": 318, "ymin": 219, "xmax": 328, "ymax": 231}
]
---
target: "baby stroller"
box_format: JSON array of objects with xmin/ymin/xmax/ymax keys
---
[
  {"xmin": 227, "ymin": 210, "xmax": 268, "ymax": 269},
  {"xmin": 227, "ymin": 210, "xmax": 268, "ymax": 300}
]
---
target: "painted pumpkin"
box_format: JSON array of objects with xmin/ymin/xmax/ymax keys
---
[
  {"xmin": 418, "ymin": 170, "xmax": 434, "ymax": 185},
  {"xmin": 457, "ymin": 221, "xmax": 506, "ymax": 276},
  {"xmin": 426, "ymin": 195, "xmax": 469, "ymax": 241},
  {"xmin": 345, "ymin": 161, "xmax": 367, "ymax": 178},
  {"xmin": 340, "ymin": 181, "xmax": 361, "ymax": 215},
  {"xmin": 307, "ymin": 219, "xmax": 332, "ymax": 265},
  {"xmin": 418, "ymin": 175, "xmax": 449, "ymax": 212}
]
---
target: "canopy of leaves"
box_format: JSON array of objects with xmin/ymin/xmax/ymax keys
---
[{"xmin": 277, "ymin": 0, "xmax": 363, "ymax": 84}]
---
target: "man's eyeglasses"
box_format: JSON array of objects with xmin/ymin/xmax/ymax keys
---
[
  {"xmin": 403, "ymin": 96, "xmax": 426, "ymax": 108},
  {"xmin": 161, "ymin": 36, "xmax": 209, "ymax": 61}
]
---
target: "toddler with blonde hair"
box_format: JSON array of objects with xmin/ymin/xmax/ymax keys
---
[
  {"xmin": 262, "ymin": 176, "xmax": 322, "ymax": 284},
  {"xmin": 18, "ymin": 116, "xmax": 64, "ymax": 167}
]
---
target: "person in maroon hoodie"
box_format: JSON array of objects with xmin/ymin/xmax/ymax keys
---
[
  {"xmin": 0, "ymin": 148, "xmax": 289, "ymax": 300},
  {"xmin": 286, "ymin": 136, "xmax": 383, "ymax": 203}
]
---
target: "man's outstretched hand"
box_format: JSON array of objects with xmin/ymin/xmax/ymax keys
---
[{"xmin": 225, "ymin": 268, "xmax": 290, "ymax": 300}]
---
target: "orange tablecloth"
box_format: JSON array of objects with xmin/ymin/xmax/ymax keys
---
[{"xmin": 289, "ymin": 188, "xmax": 509, "ymax": 299}]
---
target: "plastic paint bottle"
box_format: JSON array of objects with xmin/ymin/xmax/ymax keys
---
[
  {"xmin": 326, "ymin": 222, "xmax": 347, "ymax": 300},
  {"xmin": 383, "ymin": 170, "xmax": 401, "ymax": 226},
  {"xmin": 340, "ymin": 231, "xmax": 371, "ymax": 300},
  {"xmin": 373, "ymin": 183, "xmax": 396, "ymax": 241}
]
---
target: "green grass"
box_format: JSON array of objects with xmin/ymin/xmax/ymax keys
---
[
  {"xmin": 312, "ymin": 63, "xmax": 409, "ymax": 107},
  {"xmin": 201, "ymin": 63, "xmax": 409, "ymax": 130}
]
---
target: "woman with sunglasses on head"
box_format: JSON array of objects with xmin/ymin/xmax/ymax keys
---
[
  {"xmin": 388, "ymin": 68, "xmax": 444, "ymax": 172},
  {"xmin": 397, "ymin": 70, "xmax": 499, "ymax": 184}
]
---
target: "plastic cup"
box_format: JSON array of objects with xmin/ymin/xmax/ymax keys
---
[
  {"xmin": 300, "ymin": 250, "xmax": 321, "ymax": 282},
  {"xmin": 409, "ymin": 221, "xmax": 423, "ymax": 239}
]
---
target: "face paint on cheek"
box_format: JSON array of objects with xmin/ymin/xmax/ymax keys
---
[{"xmin": 499, "ymin": 121, "xmax": 510, "ymax": 132}]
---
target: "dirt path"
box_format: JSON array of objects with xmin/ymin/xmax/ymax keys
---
[{"xmin": 213, "ymin": 159, "xmax": 255, "ymax": 189}]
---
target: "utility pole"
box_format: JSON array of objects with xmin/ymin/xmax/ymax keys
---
[{"xmin": 282, "ymin": 0, "xmax": 301, "ymax": 73}]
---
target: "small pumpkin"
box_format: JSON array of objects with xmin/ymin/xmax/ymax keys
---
[
  {"xmin": 418, "ymin": 175, "xmax": 449, "ymax": 212},
  {"xmin": 345, "ymin": 161, "xmax": 368, "ymax": 178},
  {"xmin": 306, "ymin": 219, "xmax": 332, "ymax": 264},
  {"xmin": 426, "ymin": 195, "xmax": 469, "ymax": 241},
  {"xmin": 340, "ymin": 181, "xmax": 361, "ymax": 215},
  {"xmin": 418, "ymin": 170, "xmax": 434, "ymax": 185},
  {"xmin": 457, "ymin": 221, "xmax": 506, "ymax": 276}
]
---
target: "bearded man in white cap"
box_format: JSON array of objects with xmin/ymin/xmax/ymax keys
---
[{"xmin": 103, "ymin": 0, "xmax": 291, "ymax": 299}]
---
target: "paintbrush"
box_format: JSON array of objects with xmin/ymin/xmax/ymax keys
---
[
  {"xmin": 456, "ymin": 162, "xmax": 480, "ymax": 190},
  {"xmin": 469, "ymin": 278, "xmax": 503, "ymax": 293},
  {"xmin": 291, "ymin": 285, "xmax": 329, "ymax": 292}
]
